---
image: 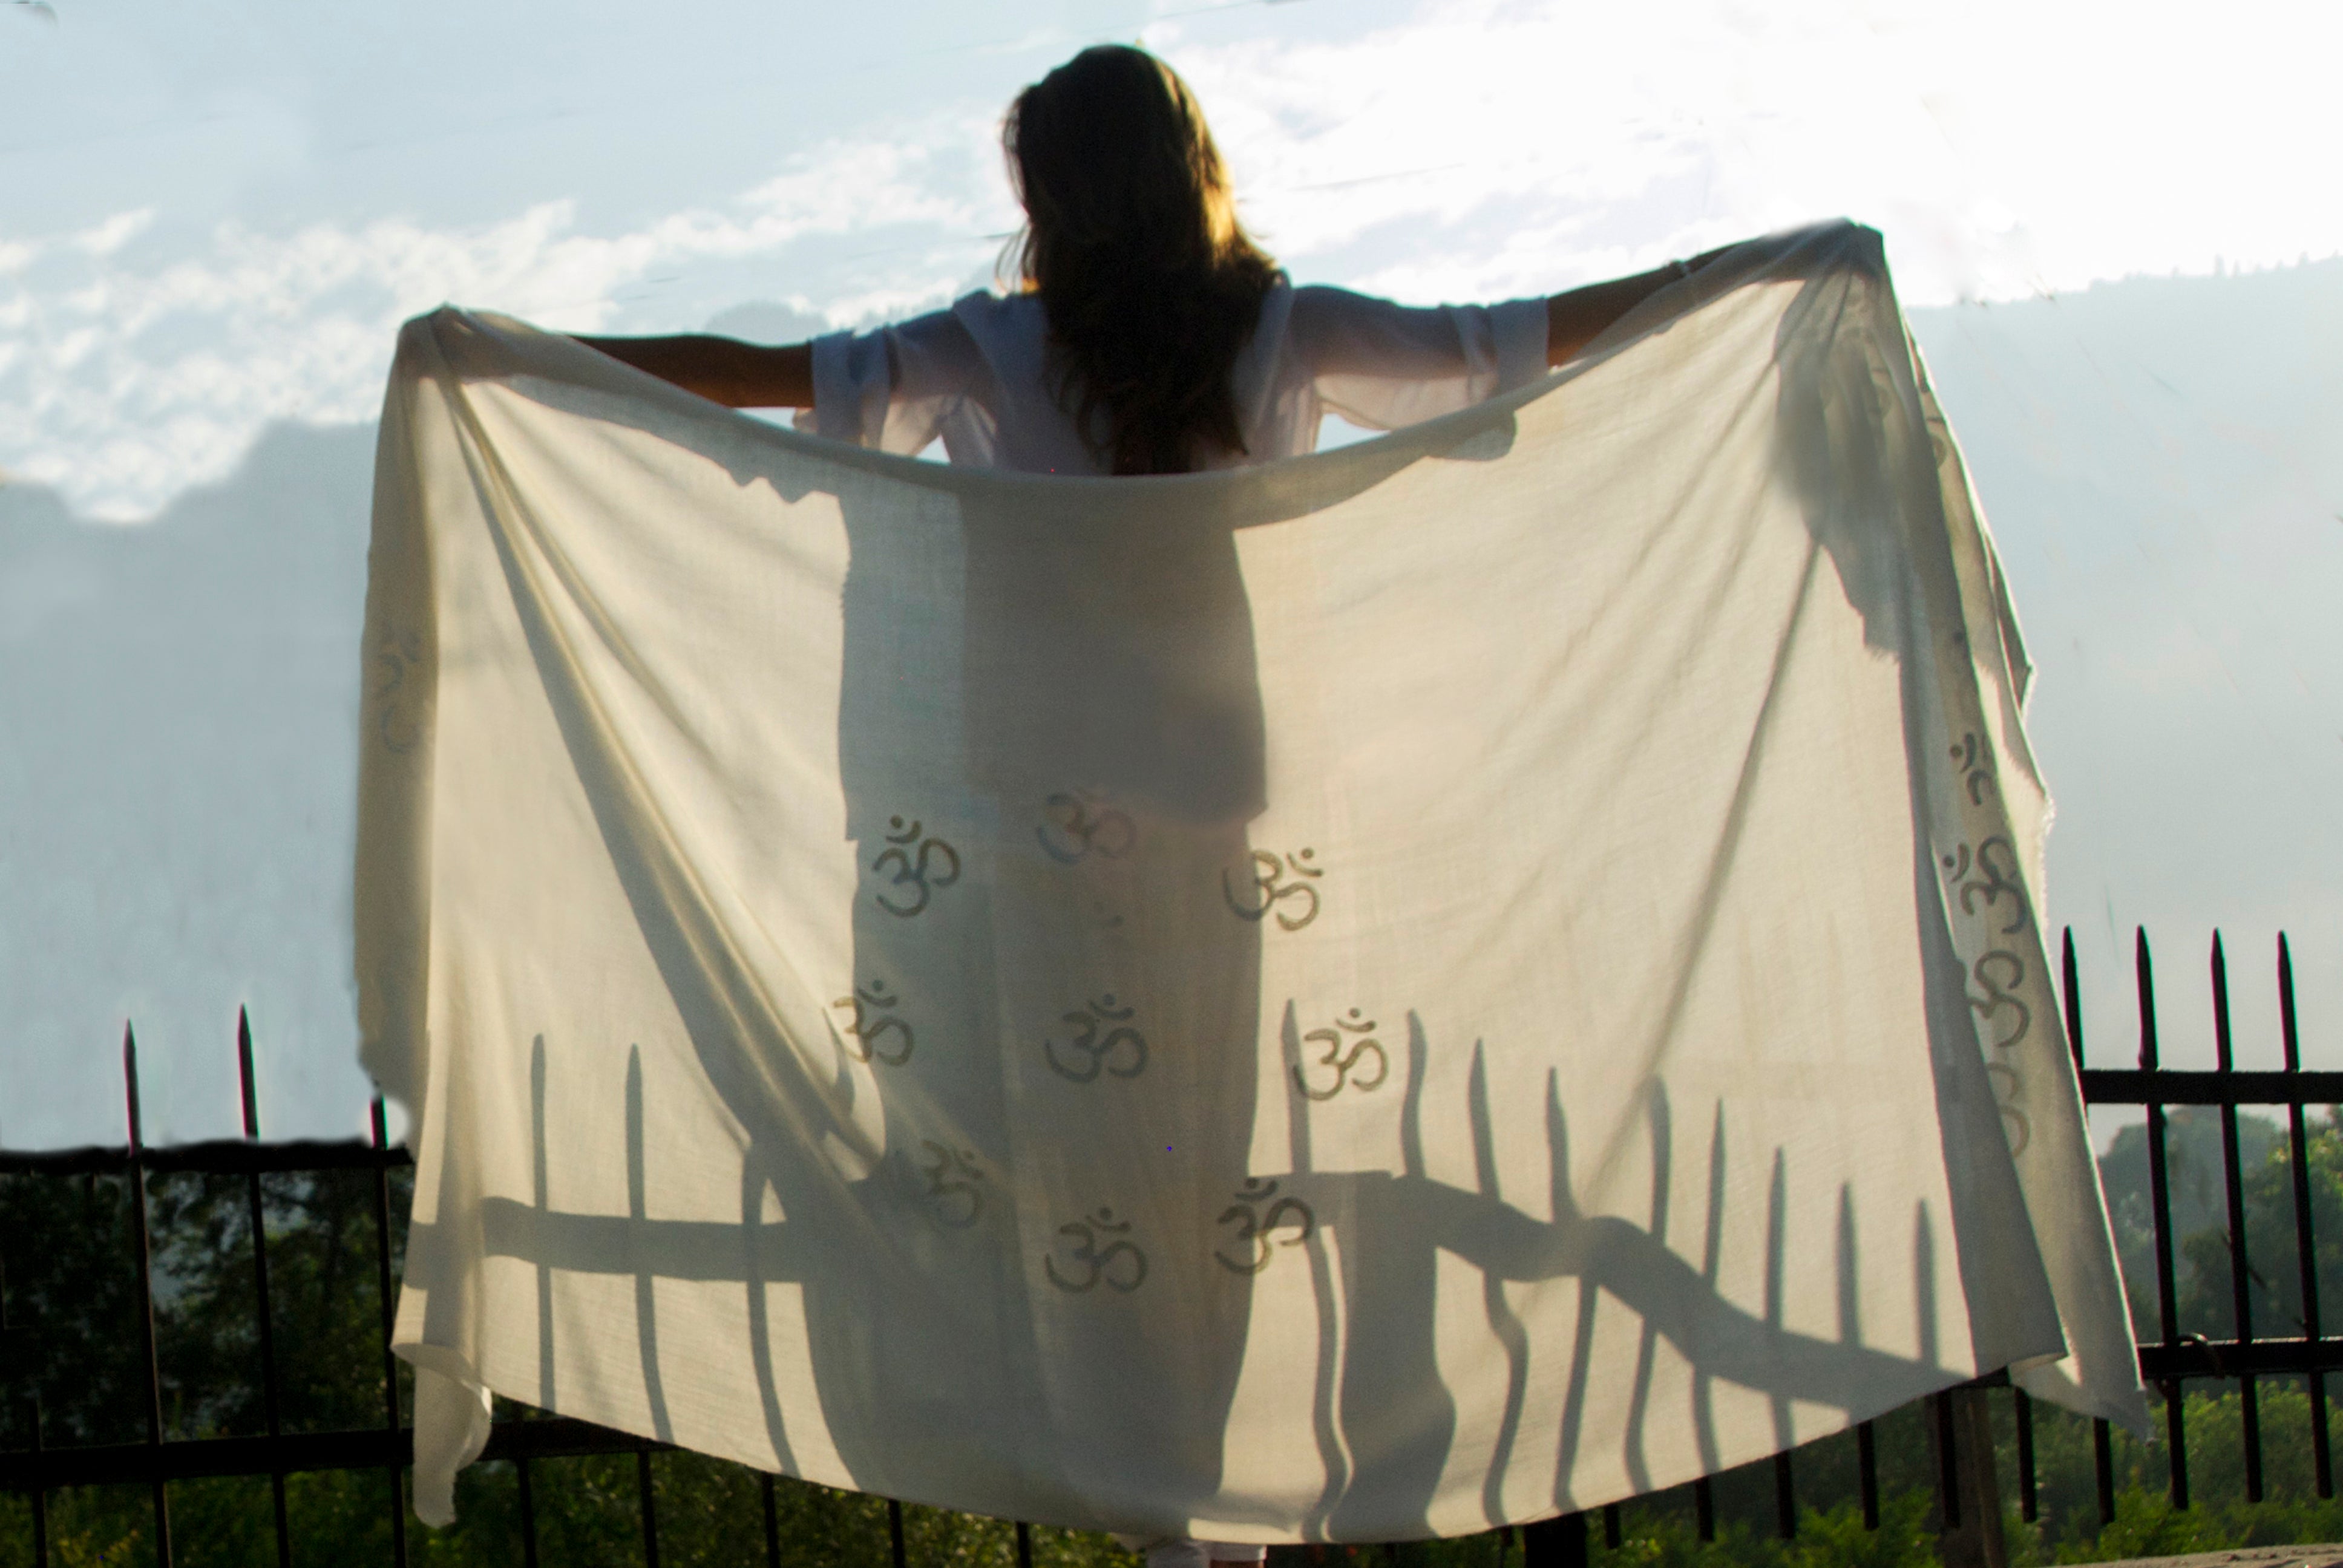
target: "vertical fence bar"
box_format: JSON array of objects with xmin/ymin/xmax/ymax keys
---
[
  {"xmin": 123, "ymin": 1025, "xmax": 175, "ymax": 1568},
  {"xmin": 1693, "ymin": 1477, "xmax": 1715, "ymax": 1542},
  {"xmin": 237, "ymin": 1010, "xmax": 294, "ymax": 1568},
  {"xmin": 2092, "ymin": 1419, "xmax": 2115, "ymax": 1524},
  {"xmin": 2280, "ymin": 933, "xmax": 2333, "ymax": 1497},
  {"xmin": 1858, "ymin": 1418, "xmax": 1879, "ymax": 1530},
  {"xmin": 30, "ymin": 1396, "xmax": 50, "ymax": 1568},
  {"xmin": 1933, "ymin": 1392, "xmax": 1962, "ymax": 1529},
  {"xmin": 370, "ymin": 1097, "xmax": 409, "ymax": 1564},
  {"xmin": 2138, "ymin": 931, "xmax": 2190, "ymax": 1508},
  {"xmin": 889, "ymin": 1496, "xmax": 907, "ymax": 1568},
  {"xmin": 761, "ymin": 1472, "xmax": 781, "ymax": 1567},
  {"xmin": 2068, "ymin": 933, "xmax": 2118, "ymax": 1527},
  {"xmin": 1015, "ymin": 1520, "xmax": 1034, "ymax": 1568},
  {"xmin": 517, "ymin": 1455, "xmax": 540, "ymax": 1568},
  {"xmin": 637, "ymin": 1449, "xmax": 660, "ymax": 1568},
  {"xmin": 2211, "ymin": 935, "xmax": 2264, "ymax": 1499},
  {"xmin": 2062, "ymin": 929, "xmax": 2084, "ymax": 1071},
  {"xmin": 1772, "ymin": 1451, "xmax": 1795, "ymax": 1539},
  {"xmin": 1525, "ymin": 1511, "xmax": 1588, "ymax": 1568},
  {"xmin": 1604, "ymin": 1503, "xmax": 1622, "ymax": 1549},
  {"xmin": 2013, "ymin": 1387, "xmax": 2037, "ymax": 1522}
]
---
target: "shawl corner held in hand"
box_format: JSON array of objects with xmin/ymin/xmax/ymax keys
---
[{"xmin": 355, "ymin": 221, "xmax": 2146, "ymax": 1540}]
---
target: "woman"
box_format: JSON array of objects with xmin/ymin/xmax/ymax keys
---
[
  {"xmin": 582, "ymin": 44, "xmax": 1708, "ymax": 482},
  {"xmin": 582, "ymin": 45, "xmax": 1708, "ymax": 1567}
]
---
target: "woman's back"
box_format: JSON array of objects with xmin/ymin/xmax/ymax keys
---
[{"xmin": 795, "ymin": 279, "xmax": 1552, "ymax": 475}]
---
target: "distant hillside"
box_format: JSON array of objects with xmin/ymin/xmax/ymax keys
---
[
  {"xmin": 0, "ymin": 424, "xmax": 376, "ymax": 1145},
  {"xmin": 2, "ymin": 262, "xmax": 2338, "ymax": 1146},
  {"xmin": 1910, "ymin": 259, "xmax": 2343, "ymax": 1091}
]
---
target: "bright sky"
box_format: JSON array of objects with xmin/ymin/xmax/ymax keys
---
[
  {"xmin": 5, "ymin": 0, "xmax": 2340, "ymax": 520},
  {"xmin": 4, "ymin": 0, "xmax": 2342, "ymax": 1148}
]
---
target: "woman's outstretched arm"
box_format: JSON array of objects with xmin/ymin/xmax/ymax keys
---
[
  {"xmin": 579, "ymin": 252, "xmax": 1718, "ymax": 403},
  {"xmin": 1545, "ymin": 247, "xmax": 1728, "ymax": 367},
  {"xmin": 572, "ymin": 335, "xmax": 815, "ymax": 408}
]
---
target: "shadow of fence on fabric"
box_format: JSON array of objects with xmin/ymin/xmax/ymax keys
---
[
  {"xmin": 11, "ymin": 926, "xmax": 2343, "ymax": 1566},
  {"xmin": 456, "ymin": 994, "xmax": 1961, "ymax": 1547}
]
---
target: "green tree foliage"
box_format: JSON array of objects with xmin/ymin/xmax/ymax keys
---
[
  {"xmin": 1595, "ymin": 1492, "xmax": 1941, "ymax": 1568},
  {"xmin": 2178, "ymin": 1109, "xmax": 2343, "ymax": 1345},
  {"xmin": 2097, "ymin": 1108, "xmax": 2284, "ymax": 1342}
]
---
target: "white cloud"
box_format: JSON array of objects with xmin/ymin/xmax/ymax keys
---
[
  {"xmin": 76, "ymin": 209, "xmax": 155, "ymax": 258},
  {"xmin": 2, "ymin": 118, "xmax": 1009, "ymax": 519},
  {"xmin": 1153, "ymin": 0, "xmax": 2343, "ymax": 304}
]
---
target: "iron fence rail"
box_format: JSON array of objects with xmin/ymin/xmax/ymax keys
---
[{"xmin": 0, "ymin": 925, "xmax": 2332, "ymax": 1567}]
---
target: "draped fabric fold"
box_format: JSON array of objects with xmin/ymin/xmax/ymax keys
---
[{"xmin": 356, "ymin": 221, "xmax": 2144, "ymax": 1540}]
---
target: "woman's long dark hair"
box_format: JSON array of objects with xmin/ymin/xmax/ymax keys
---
[{"xmin": 1004, "ymin": 46, "xmax": 1279, "ymax": 475}]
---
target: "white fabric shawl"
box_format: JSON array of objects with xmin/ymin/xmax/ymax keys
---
[{"xmin": 357, "ymin": 221, "xmax": 2146, "ymax": 1540}]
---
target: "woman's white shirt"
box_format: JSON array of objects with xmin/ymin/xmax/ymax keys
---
[{"xmin": 793, "ymin": 280, "xmax": 1551, "ymax": 473}]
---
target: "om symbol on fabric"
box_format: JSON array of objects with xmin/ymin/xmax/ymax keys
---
[
  {"xmin": 1037, "ymin": 791, "xmax": 1137, "ymax": 866},
  {"xmin": 1950, "ymin": 733, "xmax": 1997, "ymax": 806},
  {"xmin": 1045, "ymin": 1206, "xmax": 1147, "ymax": 1294},
  {"xmin": 872, "ymin": 816, "xmax": 960, "ymax": 918},
  {"xmin": 1984, "ymin": 1063, "xmax": 2031, "ymax": 1156},
  {"xmin": 831, "ymin": 979, "xmax": 914, "ymax": 1066},
  {"xmin": 372, "ymin": 629, "xmax": 425, "ymax": 755},
  {"xmin": 1961, "ymin": 944, "xmax": 2033, "ymax": 1155},
  {"xmin": 1224, "ymin": 848, "xmax": 1323, "ymax": 932},
  {"xmin": 1968, "ymin": 950, "xmax": 2031, "ymax": 1051},
  {"xmin": 1043, "ymin": 995, "xmax": 1149, "ymax": 1084},
  {"xmin": 1941, "ymin": 837, "xmax": 2030, "ymax": 936},
  {"xmin": 916, "ymin": 1141, "xmax": 985, "ymax": 1229},
  {"xmin": 1293, "ymin": 1008, "xmax": 1388, "ymax": 1101},
  {"xmin": 1214, "ymin": 1177, "xmax": 1315, "ymax": 1275}
]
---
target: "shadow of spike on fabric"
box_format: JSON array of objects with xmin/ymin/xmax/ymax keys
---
[
  {"xmin": 533, "ymin": 1035, "xmax": 553, "ymax": 1414},
  {"xmin": 1691, "ymin": 1102, "xmax": 1727, "ymax": 1482},
  {"xmin": 1839, "ymin": 1184, "xmax": 1861, "ymax": 1350},
  {"xmin": 1469, "ymin": 1037, "xmax": 1533, "ymax": 1527},
  {"xmin": 1915, "ymin": 1199, "xmax": 1941, "ymax": 1371},
  {"xmin": 628, "ymin": 1044, "xmax": 675, "ymax": 1445},
  {"xmin": 740, "ymin": 1139, "xmax": 799, "ymax": 1475},
  {"xmin": 1767, "ymin": 1147, "xmax": 1793, "ymax": 1456},
  {"xmin": 1620, "ymin": 1081, "xmax": 1671, "ymax": 1497}
]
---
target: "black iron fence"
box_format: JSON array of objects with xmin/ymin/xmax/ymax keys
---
[{"xmin": 2, "ymin": 926, "xmax": 2336, "ymax": 1567}]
